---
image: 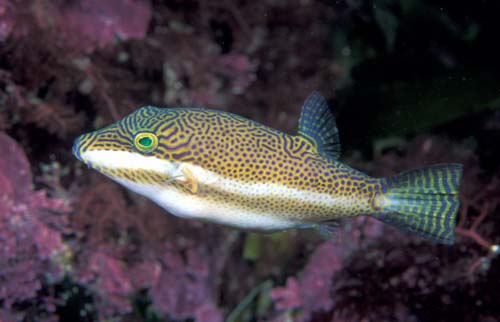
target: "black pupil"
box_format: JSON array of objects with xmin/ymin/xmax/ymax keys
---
[{"xmin": 139, "ymin": 136, "xmax": 152, "ymax": 147}]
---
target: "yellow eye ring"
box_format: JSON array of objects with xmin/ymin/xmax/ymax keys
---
[{"xmin": 134, "ymin": 132, "xmax": 158, "ymax": 153}]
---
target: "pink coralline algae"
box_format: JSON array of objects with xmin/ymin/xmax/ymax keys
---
[
  {"xmin": 59, "ymin": 0, "xmax": 152, "ymax": 51},
  {"xmin": 2, "ymin": 0, "xmax": 151, "ymax": 52},
  {"xmin": 271, "ymin": 240, "xmax": 351, "ymax": 321},
  {"xmin": 74, "ymin": 243, "xmax": 223, "ymax": 322},
  {"xmin": 270, "ymin": 217, "xmax": 387, "ymax": 321},
  {"xmin": 272, "ymin": 242, "xmax": 339, "ymax": 313},
  {"xmin": 76, "ymin": 250, "xmax": 134, "ymax": 316},
  {"xmin": 0, "ymin": 132, "xmax": 71, "ymax": 321},
  {"xmin": 149, "ymin": 246, "xmax": 223, "ymax": 322}
]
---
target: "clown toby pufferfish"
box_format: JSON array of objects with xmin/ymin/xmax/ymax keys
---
[{"xmin": 73, "ymin": 92, "xmax": 462, "ymax": 244}]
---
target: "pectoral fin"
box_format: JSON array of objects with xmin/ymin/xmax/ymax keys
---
[
  {"xmin": 179, "ymin": 166, "xmax": 199, "ymax": 194},
  {"xmin": 167, "ymin": 163, "xmax": 215, "ymax": 194}
]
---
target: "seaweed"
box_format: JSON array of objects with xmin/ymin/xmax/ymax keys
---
[{"xmin": 0, "ymin": 132, "xmax": 71, "ymax": 322}]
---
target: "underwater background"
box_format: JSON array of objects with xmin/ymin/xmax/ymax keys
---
[{"xmin": 1, "ymin": 0, "xmax": 500, "ymax": 321}]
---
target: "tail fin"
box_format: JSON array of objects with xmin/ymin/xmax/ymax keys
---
[{"xmin": 372, "ymin": 164, "xmax": 462, "ymax": 244}]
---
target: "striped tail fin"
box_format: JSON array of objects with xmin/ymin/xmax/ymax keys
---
[{"xmin": 372, "ymin": 164, "xmax": 462, "ymax": 244}]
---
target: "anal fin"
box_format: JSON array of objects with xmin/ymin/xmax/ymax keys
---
[{"xmin": 305, "ymin": 219, "xmax": 342, "ymax": 243}]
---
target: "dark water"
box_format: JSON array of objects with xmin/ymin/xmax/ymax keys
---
[{"xmin": 0, "ymin": 1, "xmax": 499, "ymax": 322}]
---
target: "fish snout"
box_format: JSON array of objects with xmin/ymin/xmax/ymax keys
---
[{"xmin": 72, "ymin": 134, "xmax": 88, "ymax": 162}]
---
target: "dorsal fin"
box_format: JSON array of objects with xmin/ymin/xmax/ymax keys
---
[{"xmin": 297, "ymin": 91, "xmax": 341, "ymax": 159}]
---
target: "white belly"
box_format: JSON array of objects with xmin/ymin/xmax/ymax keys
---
[{"xmin": 117, "ymin": 177, "xmax": 297, "ymax": 231}]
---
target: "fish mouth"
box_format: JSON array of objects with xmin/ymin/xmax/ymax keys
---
[
  {"xmin": 72, "ymin": 135, "xmax": 84, "ymax": 162},
  {"xmin": 72, "ymin": 134, "xmax": 94, "ymax": 167}
]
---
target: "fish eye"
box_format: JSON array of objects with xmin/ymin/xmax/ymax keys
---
[{"xmin": 134, "ymin": 132, "xmax": 158, "ymax": 153}]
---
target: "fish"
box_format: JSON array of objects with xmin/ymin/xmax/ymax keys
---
[{"xmin": 72, "ymin": 92, "xmax": 462, "ymax": 244}]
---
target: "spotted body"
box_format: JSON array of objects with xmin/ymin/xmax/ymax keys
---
[{"xmin": 73, "ymin": 92, "xmax": 462, "ymax": 244}]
